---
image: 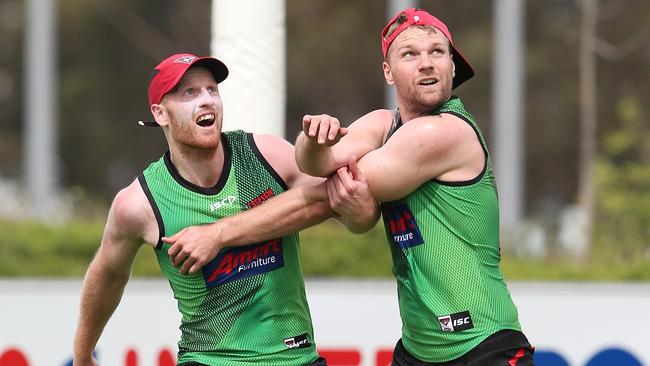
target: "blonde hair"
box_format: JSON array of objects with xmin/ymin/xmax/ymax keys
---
[{"xmin": 385, "ymin": 13, "xmax": 409, "ymax": 39}]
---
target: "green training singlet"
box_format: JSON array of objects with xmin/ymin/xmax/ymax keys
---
[
  {"xmin": 380, "ymin": 97, "xmax": 522, "ymax": 362},
  {"xmin": 139, "ymin": 130, "xmax": 319, "ymax": 365}
]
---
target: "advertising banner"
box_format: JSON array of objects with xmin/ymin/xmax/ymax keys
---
[{"xmin": 0, "ymin": 280, "xmax": 648, "ymax": 366}]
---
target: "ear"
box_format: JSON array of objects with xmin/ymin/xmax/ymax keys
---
[
  {"xmin": 150, "ymin": 103, "xmax": 168, "ymax": 127},
  {"xmin": 382, "ymin": 61, "xmax": 394, "ymax": 86},
  {"xmin": 451, "ymin": 54, "xmax": 456, "ymax": 78}
]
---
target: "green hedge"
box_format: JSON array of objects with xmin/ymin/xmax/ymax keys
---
[
  {"xmin": 0, "ymin": 219, "xmax": 103, "ymax": 276},
  {"xmin": 2, "ymin": 218, "xmax": 650, "ymax": 281}
]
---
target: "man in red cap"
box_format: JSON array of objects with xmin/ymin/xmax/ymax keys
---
[
  {"xmin": 73, "ymin": 53, "xmax": 378, "ymax": 366},
  {"xmin": 295, "ymin": 8, "xmax": 535, "ymax": 366}
]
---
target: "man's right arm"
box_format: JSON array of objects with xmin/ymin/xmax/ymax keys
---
[
  {"xmin": 295, "ymin": 110, "xmax": 394, "ymax": 177},
  {"xmin": 73, "ymin": 181, "xmax": 150, "ymax": 365},
  {"xmin": 163, "ymin": 131, "xmax": 381, "ymax": 274}
]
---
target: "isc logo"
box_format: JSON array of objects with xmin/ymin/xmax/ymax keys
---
[
  {"xmin": 284, "ymin": 333, "xmax": 311, "ymax": 349},
  {"xmin": 438, "ymin": 311, "xmax": 474, "ymax": 332}
]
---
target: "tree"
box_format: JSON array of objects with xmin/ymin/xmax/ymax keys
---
[{"xmin": 577, "ymin": 0, "xmax": 650, "ymax": 258}]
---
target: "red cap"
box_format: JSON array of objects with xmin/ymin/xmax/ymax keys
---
[
  {"xmin": 147, "ymin": 53, "xmax": 229, "ymax": 106},
  {"xmin": 381, "ymin": 8, "xmax": 474, "ymax": 89}
]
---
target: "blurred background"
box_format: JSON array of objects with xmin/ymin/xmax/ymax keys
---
[
  {"xmin": 1, "ymin": 0, "xmax": 650, "ymax": 365},
  {"xmin": 0, "ymin": 0, "xmax": 648, "ymax": 279}
]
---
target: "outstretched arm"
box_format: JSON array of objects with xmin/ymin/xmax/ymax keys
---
[
  {"xmin": 294, "ymin": 110, "xmax": 394, "ymax": 177},
  {"xmin": 164, "ymin": 181, "xmax": 333, "ymax": 273},
  {"xmin": 164, "ymin": 132, "xmax": 379, "ymax": 274},
  {"xmin": 73, "ymin": 182, "xmax": 150, "ymax": 366}
]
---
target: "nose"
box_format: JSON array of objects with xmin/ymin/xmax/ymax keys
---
[
  {"xmin": 197, "ymin": 88, "xmax": 216, "ymax": 108},
  {"xmin": 417, "ymin": 52, "xmax": 434, "ymax": 71}
]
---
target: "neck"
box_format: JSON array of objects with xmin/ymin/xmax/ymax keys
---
[
  {"xmin": 397, "ymin": 108, "xmax": 426, "ymax": 123},
  {"xmin": 397, "ymin": 96, "xmax": 450, "ymax": 123},
  {"xmin": 168, "ymin": 141, "xmax": 225, "ymax": 188}
]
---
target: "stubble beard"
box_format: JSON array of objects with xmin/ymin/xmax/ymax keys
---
[
  {"xmin": 401, "ymin": 83, "xmax": 451, "ymax": 117},
  {"xmin": 169, "ymin": 113, "xmax": 221, "ymax": 151}
]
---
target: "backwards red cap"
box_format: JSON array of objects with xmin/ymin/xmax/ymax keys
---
[
  {"xmin": 381, "ymin": 8, "xmax": 475, "ymax": 89},
  {"xmin": 147, "ymin": 53, "xmax": 229, "ymax": 106}
]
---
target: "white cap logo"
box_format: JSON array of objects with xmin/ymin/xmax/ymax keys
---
[
  {"xmin": 174, "ymin": 56, "xmax": 197, "ymax": 64},
  {"xmin": 413, "ymin": 15, "xmax": 420, "ymax": 22}
]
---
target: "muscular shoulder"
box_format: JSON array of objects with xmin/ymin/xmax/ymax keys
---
[
  {"xmin": 251, "ymin": 134, "xmax": 321, "ymax": 188},
  {"xmin": 252, "ymin": 133, "xmax": 293, "ymax": 160},
  {"xmin": 108, "ymin": 179, "xmax": 157, "ymax": 245},
  {"xmin": 397, "ymin": 113, "xmax": 484, "ymax": 179},
  {"xmin": 404, "ymin": 113, "xmax": 476, "ymax": 148}
]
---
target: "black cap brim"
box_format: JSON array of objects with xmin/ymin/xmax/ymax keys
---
[
  {"xmin": 193, "ymin": 57, "xmax": 229, "ymax": 84},
  {"xmin": 451, "ymin": 47, "xmax": 475, "ymax": 89}
]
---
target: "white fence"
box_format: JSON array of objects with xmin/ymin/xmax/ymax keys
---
[{"xmin": 1, "ymin": 280, "xmax": 649, "ymax": 366}]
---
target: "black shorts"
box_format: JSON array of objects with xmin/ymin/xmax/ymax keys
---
[
  {"xmin": 392, "ymin": 329, "xmax": 535, "ymax": 366},
  {"xmin": 179, "ymin": 356, "xmax": 327, "ymax": 366}
]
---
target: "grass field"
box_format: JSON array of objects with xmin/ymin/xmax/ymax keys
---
[{"xmin": 1, "ymin": 218, "xmax": 649, "ymax": 281}]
